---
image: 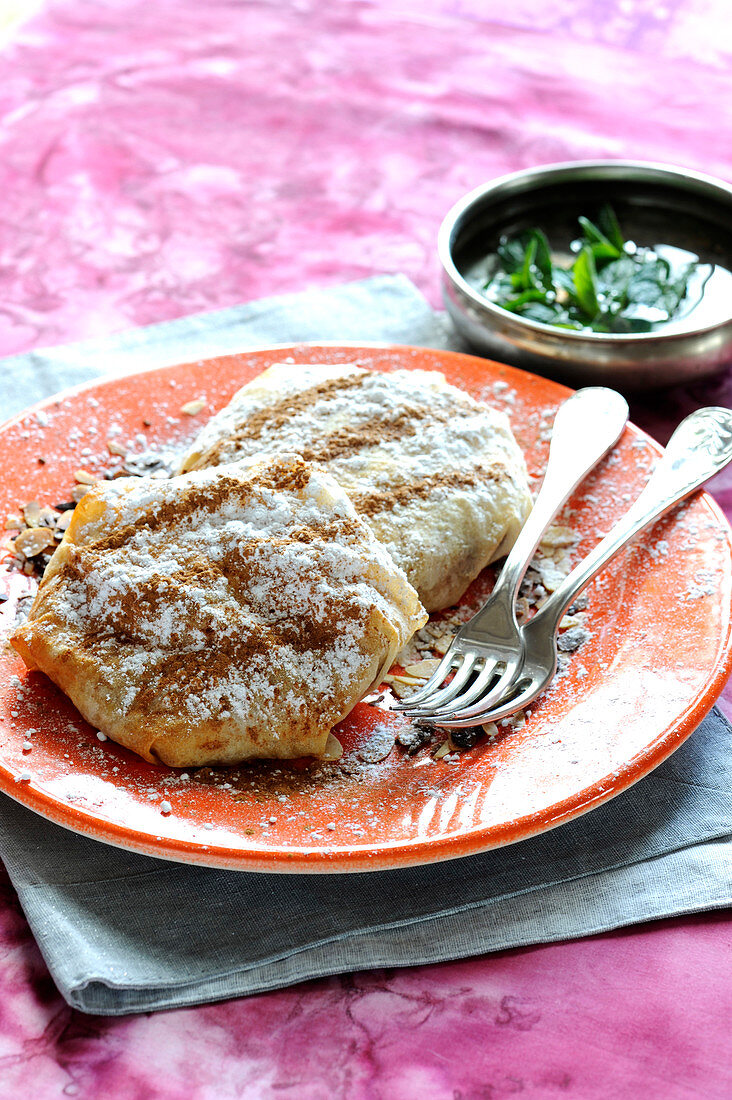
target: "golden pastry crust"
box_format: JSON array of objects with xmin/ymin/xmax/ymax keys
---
[
  {"xmin": 179, "ymin": 363, "xmax": 532, "ymax": 610},
  {"xmin": 11, "ymin": 454, "xmax": 427, "ymax": 766}
]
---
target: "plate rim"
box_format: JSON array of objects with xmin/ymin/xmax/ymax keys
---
[{"xmin": 1, "ymin": 341, "xmax": 731, "ymax": 873}]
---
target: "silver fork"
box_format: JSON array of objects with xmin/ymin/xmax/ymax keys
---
[
  {"xmin": 436, "ymin": 405, "xmax": 732, "ymax": 728},
  {"xmin": 394, "ymin": 386, "xmax": 629, "ymax": 720}
]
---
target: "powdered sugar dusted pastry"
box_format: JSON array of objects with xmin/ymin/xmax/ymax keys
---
[
  {"xmin": 11, "ymin": 454, "xmax": 427, "ymax": 766},
  {"xmin": 179, "ymin": 363, "xmax": 532, "ymax": 610}
]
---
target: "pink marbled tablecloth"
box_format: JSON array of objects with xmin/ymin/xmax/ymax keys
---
[{"xmin": 1, "ymin": 2, "xmax": 731, "ymax": 1096}]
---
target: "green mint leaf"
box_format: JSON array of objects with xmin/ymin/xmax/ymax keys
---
[
  {"xmin": 484, "ymin": 208, "xmax": 697, "ymax": 333},
  {"xmin": 596, "ymin": 254, "xmax": 635, "ymax": 313},
  {"xmin": 572, "ymin": 245, "xmax": 600, "ymax": 318},
  {"xmin": 515, "ymin": 301, "xmax": 569, "ymax": 325},
  {"xmin": 518, "ymin": 235, "xmax": 538, "ymax": 291},
  {"xmin": 531, "ymin": 229, "xmax": 554, "ymax": 289},
  {"xmin": 591, "ymin": 241, "xmax": 623, "ymax": 264},
  {"xmin": 499, "ymin": 288, "xmax": 550, "ymax": 312},
  {"xmin": 578, "ymin": 216, "xmax": 621, "ymax": 260},
  {"xmin": 598, "ymin": 205, "xmax": 625, "ymax": 251},
  {"xmin": 552, "ymin": 266, "xmax": 579, "ymax": 302},
  {"xmin": 496, "ymin": 236, "xmax": 527, "ymax": 274}
]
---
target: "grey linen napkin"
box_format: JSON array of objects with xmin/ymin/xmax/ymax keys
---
[{"xmin": 0, "ymin": 275, "xmax": 729, "ymax": 1016}]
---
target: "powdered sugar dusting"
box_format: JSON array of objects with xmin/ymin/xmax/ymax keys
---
[
  {"xmin": 1, "ymin": 350, "xmax": 730, "ymax": 867},
  {"xmin": 180, "ymin": 363, "xmax": 532, "ymax": 609},
  {"xmin": 12, "ymin": 453, "xmax": 426, "ymax": 764}
]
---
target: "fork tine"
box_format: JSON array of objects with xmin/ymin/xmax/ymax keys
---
[
  {"xmin": 403, "ymin": 658, "xmax": 501, "ymax": 719},
  {"xmin": 398, "ymin": 652, "xmax": 480, "ymax": 715},
  {"xmin": 389, "ymin": 650, "xmax": 461, "ymax": 710},
  {"xmin": 438, "ymin": 676, "xmax": 537, "ymax": 727},
  {"xmin": 436, "ymin": 658, "xmax": 523, "ymax": 722}
]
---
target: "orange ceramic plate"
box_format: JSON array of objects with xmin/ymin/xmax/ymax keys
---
[{"xmin": 1, "ymin": 345, "xmax": 731, "ymax": 872}]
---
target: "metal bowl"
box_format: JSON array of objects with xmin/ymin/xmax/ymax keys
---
[{"xmin": 438, "ymin": 160, "xmax": 732, "ymax": 390}]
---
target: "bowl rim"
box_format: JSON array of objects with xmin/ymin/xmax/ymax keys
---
[{"xmin": 438, "ymin": 158, "xmax": 732, "ymax": 345}]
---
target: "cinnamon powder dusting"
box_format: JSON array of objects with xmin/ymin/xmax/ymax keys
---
[
  {"xmin": 179, "ymin": 363, "xmax": 533, "ymax": 610},
  {"xmin": 206, "ymin": 372, "xmax": 369, "ymax": 463},
  {"xmin": 350, "ymin": 463, "xmax": 507, "ymax": 517},
  {"xmin": 14, "ymin": 453, "xmax": 427, "ymax": 762}
]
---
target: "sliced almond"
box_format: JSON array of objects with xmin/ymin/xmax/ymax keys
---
[
  {"xmin": 432, "ymin": 632, "xmax": 454, "ymax": 655},
  {"xmin": 386, "ymin": 679, "xmax": 418, "ymax": 699},
  {"xmin": 107, "ymin": 440, "xmax": 127, "ymax": 457},
  {"xmin": 71, "ymin": 484, "xmax": 91, "ymax": 502},
  {"xmin": 74, "ymin": 469, "xmax": 99, "ymax": 485},
  {"xmin": 533, "ymin": 559, "xmax": 566, "ymax": 593},
  {"xmin": 5, "ymin": 513, "xmax": 24, "ymax": 530},
  {"xmin": 404, "ymin": 658, "xmax": 441, "ymax": 678},
  {"xmin": 55, "ymin": 511, "xmax": 73, "ymax": 536},
  {"xmin": 433, "ymin": 740, "xmax": 450, "ymax": 760},
  {"xmin": 357, "ymin": 728, "xmax": 395, "ymax": 763},
  {"xmin": 14, "ymin": 527, "xmax": 56, "ymax": 557},
  {"xmin": 22, "ymin": 501, "xmax": 42, "ymax": 527},
  {"xmin": 37, "ymin": 505, "xmax": 60, "ymax": 528},
  {"xmin": 181, "ymin": 399, "xmax": 206, "ymax": 416},
  {"xmin": 539, "ymin": 525, "xmax": 577, "ymax": 549},
  {"xmin": 482, "ymin": 721, "xmax": 499, "ymax": 739}
]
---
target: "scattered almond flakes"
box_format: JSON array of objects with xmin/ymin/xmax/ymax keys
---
[
  {"xmin": 3, "ymin": 412, "xmax": 593, "ymax": 767},
  {"xmin": 74, "ymin": 469, "xmax": 99, "ymax": 485},
  {"xmin": 181, "ymin": 399, "xmax": 206, "ymax": 416},
  {"xmin": 383, "ymin": 676, "xmax": 421, "ymax": 699},
  {"xmin": 532, "ymin": 558, "xmax": 568, "ymax": 593},
  {"xmin": 357, "ymin": 725, "xmax": 396, "ymax": 763},
  {"xmin": 538, "ymin": 524, "xmax": 577, "ymax": 549},
  {"xmin": 404, "ymin": 658, "xmax": 441, "ymax": 678},
  {"xmin": 13, "ymin": 528, "xmax": 56, "ymax": 557},
  {"xmin": 37, "ymin": 506, "xmax": 59, "ymax": 528},
  {"xmin": 22, "ymin": 502, "xmax": 42, "ymax": 527},
  {"xmin": 387, "ymin": 672, "xmax": 423, "ymax": 686}
]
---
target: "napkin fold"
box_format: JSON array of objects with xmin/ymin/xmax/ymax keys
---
[
  {"xmin": 0, "ymin": 273, "xmax": 463, "ymax": 419},
  {"xmin": 0, "ymin": 275, "xmax": 730, "ymax": 1016}
]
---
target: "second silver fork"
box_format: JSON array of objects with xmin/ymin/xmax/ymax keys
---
[
  {"xmin": 438, "ymin": 404, "xmax": 732, "ymax": 728},
  {"xmin": 395, "ymin": 386, "xmax": 629, "ymax": 721}
]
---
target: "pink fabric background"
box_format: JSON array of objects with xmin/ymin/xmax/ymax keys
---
[{"xmin": 0, "ymin": 1, "xmax": 730, "ymax": 1095}]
